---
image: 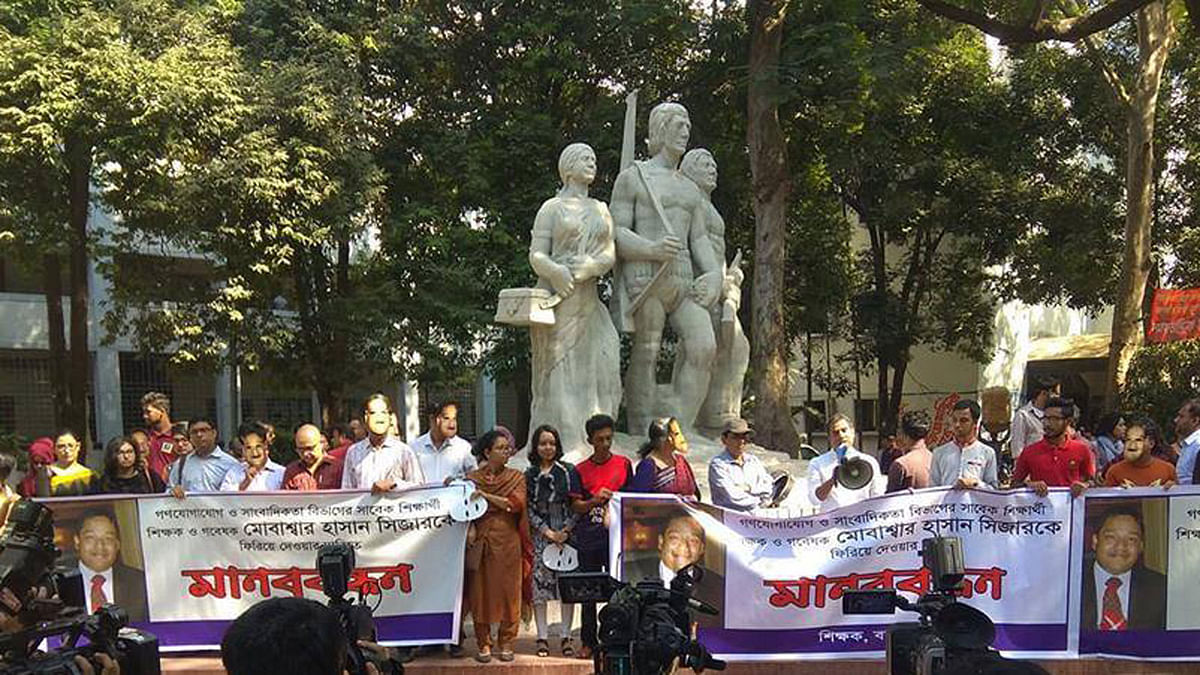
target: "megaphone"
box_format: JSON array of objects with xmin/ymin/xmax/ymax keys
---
[{"xmin": 834, "ymin": 456, "xmax": 875, "ymax": 490}]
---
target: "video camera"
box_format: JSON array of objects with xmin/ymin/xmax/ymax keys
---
[
  {"xmin": 842, "ymin": 537, "xmax": 1048, "ymax": 675},
  {"xmin": 558, "ymin": 564, "xmax": 726, "ymax": 675},
  {"xmin": 0, "ymin": 500, "xmax": 160, "ymax": 675},
  {"xmin": 316, "ymin": 542, "xmax": 399, "ymax": 675}
]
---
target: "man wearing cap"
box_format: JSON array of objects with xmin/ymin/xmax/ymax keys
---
[{"xmin": 708, "ymin": 419, "xmax": 775, "ymax": 512}]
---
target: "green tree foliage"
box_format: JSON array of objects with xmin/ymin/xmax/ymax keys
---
[
  {"xmin": 1123, "ymin": 340, "xmax": 1200, "ymax": 434},
  {"xmin": 782, "ymin": 0, "xmax": 1027, "ymax": 434},
  {"xmin": 0, "ymin": 0, "xmax": 244, "ymax": 438}
]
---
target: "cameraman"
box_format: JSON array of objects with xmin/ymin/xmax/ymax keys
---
[
  {"xmin": 0, "ymin": 587, "xmax": 120, "ymax": 675},
  {"xmin": 222, "ymin": 597, "xmax": 399, "ymax": 675}
]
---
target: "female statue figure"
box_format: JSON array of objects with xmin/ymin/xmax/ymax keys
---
[{"xmin": 528, "ymin": 143, "xmax": 622, "ymax": 453}]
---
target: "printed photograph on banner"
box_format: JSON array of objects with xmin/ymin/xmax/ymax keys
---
[
  {"xmin": 42, "ymin": 497, "xmax": 148, "ymax": 623},
  {"xmin": 1079, "ymin": 497, "xmax": 1167, "ymax": 634},
  {"xmin": 621, "ymin": 498, "xmax": 726, "ymax": 623},
  {"xmin": 1167, "ymin": 492, "xmax": 1200, "ymax": 630}
]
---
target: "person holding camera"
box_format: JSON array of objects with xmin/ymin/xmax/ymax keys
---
[
  {"xmin": 464, "ymin": 430, "xmax": 531, "ymax": 663},
  {"xmin": 222, "ymin": 597, "xmax": 401, "ymax": 675}
]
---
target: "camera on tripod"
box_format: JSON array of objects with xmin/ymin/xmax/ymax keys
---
[
  {"xmin": 558, "ymin": 564, "xmax": 725, "ymax": 675},
  {"xmin": 842, "ymin": 536, "xmax": 1047, "ymax": 675},
  {"xmin": 0, "ymin": 500, "xmax": 160, "ymax": 675},
  {"xmin": 316, "ymin": 542, "xmax": 400, "ymax": 675}
]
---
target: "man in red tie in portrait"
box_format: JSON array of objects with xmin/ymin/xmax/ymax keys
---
[
  {"xmin": 1081, "ymin": 506, "xmax": 1166, "ymax": 631},
  {"xmin": 75, "ymin": 511, "xmax": 148, "ymax": 622}
]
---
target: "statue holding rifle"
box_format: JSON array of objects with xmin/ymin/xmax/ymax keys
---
[{"xmin": 610, "ymin": 101, "xmax": 723, "ymax": 434}]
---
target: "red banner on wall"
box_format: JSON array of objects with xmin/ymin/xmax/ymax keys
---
[{"xmin": 1147, "ymin": 288, "xmax": 1200, "ymax": 343}]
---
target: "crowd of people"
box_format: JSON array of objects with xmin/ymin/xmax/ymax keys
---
[{"xmin": 7, "ymin": 380, "xmax": 1200, "ymax": 665}]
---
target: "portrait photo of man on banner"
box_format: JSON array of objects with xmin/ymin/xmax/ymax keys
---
[
  {"xmin": 1080, "ymin": 498, "xmax": 1167, "ymax": 637},
  {"xmin": 620, "ymin": 498, "xmax": 726, "ymax": 624},
  {"xmin": 48, "ymin": 499, "xmax": 150, "ymax": 623}
]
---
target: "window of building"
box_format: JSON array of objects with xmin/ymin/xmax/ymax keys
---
[
  {"xmin": 794, "ymin": 400, "xmax": 827, "ymax": 434},
  {"xmin": 855, "ymin": 399, "xmax": 879, "ymax": 432}
]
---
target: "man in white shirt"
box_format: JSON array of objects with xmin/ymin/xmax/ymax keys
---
[
  {"xmin": 76, "ymin": 511, "xmax": 147, "ymax": 621},
  {"xmin": 411, "ymin": 400, "xmax": 475, "ymax": 485},
  {"xmin": 220, "ymin": 422, "xmax": 285, "ymax": 492},
  {"xmin": 342, "ymin": 393, "xmax": 425, "ymax": 493},
  {"xmin": 1010, "ymin": 377, "xmax": 1059, "ymax": 459},
  {"xmin": 804, "ymin": 413, "xmax": 883, "ymax": 512},
  {"xmin": 930, "ymin": 399, "xmax": 998, "ymax": 489},
  {"xmin": 1173, "ymin": 399, "xmax": 1200, "ymax": 485}
]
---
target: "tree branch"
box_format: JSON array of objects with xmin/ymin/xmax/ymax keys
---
[
  {"xmin": 917, "ymin": 0, "xmax": 1156, "ymax": 44},
  {"xmin": 1080, "ymin": 31, "xmax": 1132, "ymax": 106}
]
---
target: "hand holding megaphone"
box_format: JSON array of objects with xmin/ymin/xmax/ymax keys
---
[{"xmin": 832, "ymin": 445, "xmax": 875, "ymax": 491}]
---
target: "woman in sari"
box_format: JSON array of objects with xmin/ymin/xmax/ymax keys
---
[
  {"xmin": 466, "ymin": 430, "xmax": 532, "ymax": 662},
  {"xmin": 528, "ymin": 143, "xmax": 622, "ymax": 453},
  {"xmin": 630, "ymin": 417, "xmax": 700, "ymax": 500}
]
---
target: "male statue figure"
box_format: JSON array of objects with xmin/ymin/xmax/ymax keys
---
[
  {"xmin": 680, "ymin": 148, "xmax": 750, "ymax": 430},
  {"xmin": 610, "ymin": 102, "xmax": 722, "ymax": 433}
]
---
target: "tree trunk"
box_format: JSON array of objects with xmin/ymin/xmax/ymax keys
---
[
  {"xmin": 42, "ymin": 253, "xmax": 69, "ymax": 429},
  {"xmin": 747, "ymin": 0, "xmax": 801, "ymax": 457},
  {"xmin": 1106, "ymin": 2, "xmax": 1172, "ymax": 407},
  {"xmin": 884, "ymin": 358, "xmax": 906, "ymax": 438},
  {"xmin": 65, "ymin": 133, "xmax": 92, "ymax": 452}
]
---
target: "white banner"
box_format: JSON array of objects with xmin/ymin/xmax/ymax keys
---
[
  {"xmin": 41, "ymin": 486, "xmax": 466, "ymax": 650},
  {"xmin": 611, "ymin": 487, "xmax": 1074, "ymax": 660}
]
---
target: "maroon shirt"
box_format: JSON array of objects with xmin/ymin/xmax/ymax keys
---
[
  {"xmin": 282, "ymin": 456, "xmax": 344, "ymax": 490},
  {"xmin": 1013, "ymin": 437, "xmax": 1095, "ymax": 487},
  {"xmin": 147, "ymin": 428, "xmax": 176, "ymax": 482},
  {"xmin": 328, "ymin": 441, "xmax": 351, "ymax": 462}
]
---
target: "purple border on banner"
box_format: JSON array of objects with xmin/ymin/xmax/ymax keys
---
[
  {"xmin": 140, "ymin": 612, "xmax": 455, "ymax": 647},
  {"xmin": 699, "ymin": 623, "xmax": 1067, "ymax": 654},
  {"xmin": 1079, "ymin": 630, "xmax": 1200, "ymax": 658}
]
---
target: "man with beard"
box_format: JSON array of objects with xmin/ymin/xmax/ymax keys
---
[
  {"xmin": 220, "ymin": 422, "xmax": 285, "ymax": 491},
  {"xmin": 141, "ymin": 391, "xmax": 177, "ymax": 481},
  {"xmin": 284, "ymin": 424, "xmax": 344, "ymax": 490}
]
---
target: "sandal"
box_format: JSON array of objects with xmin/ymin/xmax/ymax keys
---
[
  {"xmin": 561, "ymin": 637, "xmax": 575, "ymax": 657},
  {"xmin": 498, "ymin": 650, "xmax": 515, "ymax": 662},
  {"xmin": 475, "ymin": 648, "xmax": 492, "ymax": 663},
  {"xmin": 535, "ymin": 639, "xmax": 550, "ymax": 657}
]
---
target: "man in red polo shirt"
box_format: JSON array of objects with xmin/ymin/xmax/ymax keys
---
[
  {"xmin": 141, "ymin": 391, "xmax": 177, "ymax": 481},
  {"xmin": 1012, "ymin": 396, "xmax": 1094, "ymax": 497}
]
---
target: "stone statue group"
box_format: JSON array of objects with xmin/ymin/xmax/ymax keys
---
[{"xmin": 498, "ymin": 100, "xmax": 749, "ymax": 453}]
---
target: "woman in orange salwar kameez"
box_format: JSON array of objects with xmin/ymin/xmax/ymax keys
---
[{"xmin": 466, "ymin": 429, "xmax": 532, "ymax": 662}]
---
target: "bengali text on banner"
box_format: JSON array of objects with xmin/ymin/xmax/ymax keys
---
[{"xmin": 39, "ymin": 485, "xmax": 467, "ymax": 651}]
